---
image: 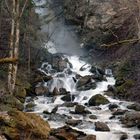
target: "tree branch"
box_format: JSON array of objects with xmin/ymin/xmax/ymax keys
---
[
  {"xmin": 4, "ymin": 0, "xmax": 12, "ymax": 17},
  {"xmin": 19, "ymin": 0, "xmax": 28, "ymax": 18},
  {"xmin": 100, "ymin": 38, "xmax": 140, "ymax": 48}
]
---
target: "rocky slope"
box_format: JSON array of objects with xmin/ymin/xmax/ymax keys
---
[{"xmin": 63, "ymin": 0, "xmax": 140, "ymax": 102}]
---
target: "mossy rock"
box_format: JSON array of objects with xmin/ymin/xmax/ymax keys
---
[
  {"xmin": 88, "ymin": 94, "xmax": 110, "ymax": 106},
  {"xmin": 0, "ymin": 110, "xmax": 51, "ymax": 140},
  {"xmin": 14, "ymin": 86, "xmax": 27, "ymax": 103},
  {"xmin": 0, "ymin": 95, "xmax": 24, "ymax": 111},
  {"xmin": 116, "ymin": 79, "xmax": 135, "ymax": 98}
]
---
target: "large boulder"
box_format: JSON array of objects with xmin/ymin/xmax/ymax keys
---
[
  {"xmin": 121, "ymin": 112, "xmax": 140, "ymax": 127},
  {"xmin": 75, "ymin": 104, "xmax": 91, "ymax": 114},
  {"xmin": 52, "ymin": 55, "xmax": 68, "ymax": 72},
  {"xmin": 35, "ymin": 85, "xmax": 49, "ymax": 96},
  {"xmin": 0, "ymin": 110, "xmax": 51, "ymax": 140},
  {"xmin": 76, "ymin": 75, "xmax": 96, "ymax": 91},
  {"xmin": 65, "ymin": 119, "xmax": 82, "ymax": 126},
  {"xmin": 95, "ymin": 121, "xmax": 110, "ymax": 131},
  {"xmin": 127, "ymin": 103, "xmax": 140, "ymax": 111},
  {"xmin": 0, "ymin": 94, "xmax": 24, "ymax": 111},
  {"xmin": 88, "ymin": 94, "xmax": 110, "ymax": 106},
  {"xmin": 50, "ymin": 125, "xmax": 96, "ymax": 140},
  {"xmin": 61, "ymin": 94, "xmax": 75, "ymax": 102}
]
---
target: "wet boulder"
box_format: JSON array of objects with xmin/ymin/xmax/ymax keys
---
[
  {"xmin": 90, "ymin": 66, "xmax": 106, "ymax": 81},
  {"xmin": 65, "ymin": 119, "xmax": 82, "ymax": 126},
  {"xmin": 52, "ymin": 55, "xmax": 68, "ymax": 72},
  {"xmin": 76, "ymin": 75, "xmax": 92, "ymax": 88},
  {"xmin": 35, "ymin": 85, "xmax": 49, "ymax": 96},
  {"xmin": 133, "ymin": 134, "xmax": 140, "ymax": 139},
  {"xmin": 113, "ymin": 109, "xmax": 127, "ymax": 116},
  {"xmin": 50, "ymin": 125, "xmax": 96, "ymax": 140},
  {"xmin": 108, "ymin": 103, "xmax": 119, "ymax": 111},
  {"xmin": 90, "ymin": 66, "xmax": 105, "ymax": 75},
  {"xmin": 75, "ymin": 104, "xmax": 91, "ymax": 114},
  {"xmin": 76, "ymin": 75, "xmax": 96, "ymax": 91},
  {"xmin": 89, "ymin": 115, "xmax": 97, "ymax": 120},
  {"xmin": 88, "ymin": 94, "xmax": 110, "ymax": 106},
  {"xmin": 95, "ymin": 121, "xmax": 110, "ymax": 131},
  {"xmin": 120, "ymin": 133, "xmax": 128, "ymax": 140},
  {"xmin": 121, "ymin": 112, "xmax": 140, "ymax": 127},
  {"xmin": 78, "ymin": 135, "xmax": 96, "ymax": 140},
  {"xmin": 52, "ymin": 87, "xmax": 59, "ymax": 96},
  {"xmin": 127, "ymin": 103, "xmax": 140, "ymax": 111},
  {"xmin": 59, "ymin": 88, "xmax": 69, "ymax": 95},
  {"xmin": 61, "ymin": 94, "xmax": 75, "ymax": 102},
  {"xmin": 61, "ymin": 102, "xmax": 78, "ymax": 107}
]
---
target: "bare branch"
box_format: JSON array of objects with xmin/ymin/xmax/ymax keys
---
[
  {"xmin": 100, "ymin": 38, "xmax": 140, "ymax": 48},
  {"xmin": 4, "ymin": 0, "xmax": 12, "ymax": 17},
  {"xmin": 19, "ymin": 0, "xmax": 28, "ymax": 18}
]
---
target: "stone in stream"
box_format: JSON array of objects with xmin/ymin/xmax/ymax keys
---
[
  {"xmin": 120, "ymin": 133, "xmax": 128, "ymax": 140},
  {"xmin": 127, "ymin": 103, "xmax": 140, "ymax": 111},
  {"xmin": 76, "ymin": 75, "xmax": 96, "ymax": 91},
  {"xmin": 133, "ymin": 134, "xmax": 140, "ymax": 139},
  {"xmin": 52, "ymin": 87, "xmax": 59, "ymax": 96},
  {"xmin": 51, "ymin": 106, "xmax": 58, "ymax": 114},
  {"xmin": 95, "ymin": 121, "xmax": 110, "ymax": 131},
  {"xmin": 61, "ymin": 102, "xmax": 78, "ymax": 107},
  {"xmin": 65, "ymin": 119, "xmax": 82, "ymax": 126},
  {"xmin": 121, "ymin": 112, "xmax": 140, "ymax": 127},
  {"xmin": 61, "ymin": 94, "xmax": 75, "ymax": 102},
  {"xmin": 35, "ymin": 85, "xmax": 49, "ymax": 96},
  {"xmin": 113, "ymin": 109, "xmax": 127, "ymax": 116},
  {"xmin": 75, "ymin": 104, "xmax": 91, "ymax": 114},
  {"xmin": 78, "ymin": 135, "xmax": 96, "ymax": 140},
  {"xmin": 108, "ymin": 103, "xmax": 119, "ymax": 111},
  {"xmin": 88, "ymin": 94, "xmax": 110, "ymax": 106},
  {"xmin": 59, "ymin": 88, "xmax": 69, "ymax": 95},
  {"xmin": 43, "ymin": 110, "xmax": 51, "ymax": 115},
  {"xmin": 89, "ymin": 115, "xmax": 97, "ymax": 120},
  {"xmin": 76, "ymin": 75, "xmax": 92, "ymax": 88},
  {"xmin": 50, "ymin": 125, "xmax": 96, "ymax": 140},
  {"xmin": 52, "ymin": 54, "xmax": 68, "ymax": 72}
]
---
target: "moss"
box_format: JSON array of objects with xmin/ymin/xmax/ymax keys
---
[
  {"xmin": 0, "ymin": 110, "xmax": 51, "ymax": 140},
  {"xmin": 117, "ymin": 61, "xmax": 132, "ymax": 78},
  {"xmin": 116, "ymin": 79, "xmax": 135, "ymax": 98},
  {"xmin": 0, "ymin": 95, "xmax": 24, "ymax": 111},
  {"xmin": 14, "ymin": 86, "xmax": 27, "ymax": 103},
  {"xmin": 89, "ymin": 94, "xmax": 110, "ymax": 106}
]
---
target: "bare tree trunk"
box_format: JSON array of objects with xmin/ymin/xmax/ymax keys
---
[
  {"xmin": 7, "ymin": 0, "xmax": 28, "ymax": 94},
  {"xmin": 11, "ymin": 0, "xmax": 20, "ymax": 94},
  {"xmin": 8, "ymin": 0, "xmax": 15, "ymax": 94}
]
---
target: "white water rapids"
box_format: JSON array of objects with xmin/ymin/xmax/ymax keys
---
[{"xmin": 26, "ymin": 0, "xmax": 140, "ymax": 140}]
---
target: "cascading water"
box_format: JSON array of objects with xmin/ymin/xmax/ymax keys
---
[{"xmin": 25, "ymin": 0, "xmax": 140, "ymax": 140}]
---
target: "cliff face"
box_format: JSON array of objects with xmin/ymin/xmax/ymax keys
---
[
  {"xmin": 63, "ymin": 0, "xmax": 140, "ymax": 102},
  {"xmin": 64, "ymin": 0, "xmax": 140, "ymax": 46}
]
